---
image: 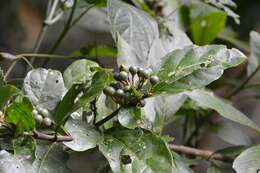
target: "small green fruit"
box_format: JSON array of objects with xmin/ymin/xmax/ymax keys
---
[
  {"xmin": 129, "ymin": 66, "xmax": 138, "ymax": 75},
  {"xmin": 103, "ymin": 87, "xmax": 116, "ymax": 96},
  {"xmin": 119, "ymin": 65, "xmax": 128, "ymax": 72},
  {"xmin": 34, "ymin": 114, "xmax": 43, "ymax": 123},
  {"xmin": 119, "ymin": 71, "xmax": 128, "ymax": 81},
  {"xmin": 43, "ymin": 117, "xmax": 52, "ymax": 127},
  {"xmin": 41, "ymin": 109, "xmax": 49, "ymax": 117},
  {"xmin": 113, "ymin": 72, "xmax": 120, "ymax": 81},
  {"xmin": 150, "ymin": 75, "xmax": 159, "ymax": 85},
  {"xmin": 116, "ymin": 89, "xmax": 124, "ymax": 97},
  {"xmin": 32, "ymin": 109, "xmax": 38, "ymax": 116}
]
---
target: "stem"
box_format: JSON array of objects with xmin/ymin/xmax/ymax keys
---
[
  {"xmin": 169, "ymin": 144, "xmax": 234, "ymax": 163},
  {"xmin": 4, "ymin": 61, "xmax": 18, "ymax": 81},
  {"xmin": 227, "ymin": 64, "xmax": 260, "ymax": 98},
  {"xmin": 69, "ymin": 5, "xmax": 94, "ymax": 28},
  {"xmin": 91, "ymin": 98, "xmax": 98, "ymax": 124},
  {"xmin": 48, "ymin": 0, "xmax": 78, "ymax": 54},
  {"xmin": 37, "ymin": 142, "xmax": 56, "ymax": 173},
  {"xmin": 28, "ymin": 0, "xmax": 55, "ymax": 68},
  {"xmin": 95, "ymin": 107, "xmax": 121, "ymax": 127},
  {"xmin": 32, "ymin": 129, "xmax": 73, "ymax": 142}
]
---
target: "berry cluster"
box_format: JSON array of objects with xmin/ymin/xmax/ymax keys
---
[
  {"xmin": 32, "ymin": 106, "xmax": 52, "ymax": 127},
  {"xmin": 103, "ymin": 65, "xmax": 159, "ymax": 107}
]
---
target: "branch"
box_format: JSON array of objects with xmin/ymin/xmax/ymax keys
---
[
  {"xmin": 169, "ymin": 144, "xmax": 234, "ymax": 163},
  {"xmin": 32, "ymin": 129, "xmax": 73, "ymax": 142},
  {"xmin": 95, "ymin": 107, "xmax": 121, "ymax": 127}
]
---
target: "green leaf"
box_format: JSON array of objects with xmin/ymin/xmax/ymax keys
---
[
  {"xmin": 152, "ymin": 45, "xmax": 246, "ymax": 94},
  {"xmin": 98, "ymin": 127, "xmax": 177, "ymax": 173},
  {"xmin": 63, "ymin": 118, "xmax": 102, "ymax": 151},
  {"xmin": 108, "ymin": 0, "xmax": 159, "ymax": 67},
  {"xmin": 190, "ymin": 2, "xmax": 227, "ymax": 45},
  {"xmin": 185, "ymin": 89, "xmax": 260, "ymax": 133},
  {"xmin": 0, "ymin": 85, "xmax": 19, "ymax": 110},
  {"xmin": 233, "ymin": 145, "xmax": 260, "ymax": 173},
  {"xmin": 72, "ymin": 45, "xmax": 117, "ymax": 59},
  {"xmin": 216, "ymin": 121, "xmax": 251, "ymax": 145},
  {"xmin": 205, "ymin": 0, "xmax": 239, "ymax": 24},
  {"xmin": 74, "ymin": 69, "xmax": 114, "ymax": 110},
  {"xmin": 247, "ymin": 31, "xmax": 260, "ymax": 76},
  {"xmin": 85, "ymin": 0, "xmax": 106, "ymax": 7},
  {"xmin": 54, "ymin": 84, "xmax": 83, "ymax": 129},
  {"xmin": 118, "ymin": 107, "xmax": 143, "ymax": 129},
  {"xmin": 23, "ymin": 68, "xmax": 66, "ymax": 111},
  {"xmin": 13, "ymin": 136, "xmax": 36, "ymax": 160},
  {"xmin": 5, "ymin": 100, "xmax": 35, "ymax": 133},
  {"xmin": 0, "ymin": 142, "xmax": 70, "ymax": 173},
  {"xmin": 63, "ymin": 59, "xmax": 99, "ymax": 89}
]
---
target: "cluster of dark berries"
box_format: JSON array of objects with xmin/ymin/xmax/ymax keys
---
[
  {"xmin": 32, "ymin": 106, "xmax": 52, "ymax": 127},
  {"xmin": 103, "ymin": 65, "xmax": 159, "ymax": 107}
]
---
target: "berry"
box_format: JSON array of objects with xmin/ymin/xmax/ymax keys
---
[
  {"xmin": 32, "ymin": 109, "xmax": 38, "ymax": 116},
  {"xmin": 116, "ymin": 89, "xmax": 124, "ymax": 97},
  {"xmin": 137, "ymin": 68, "xmax": 144, "ymax": 76},
  {"xmin": 119, "ymin": 71, "xmax": 128, "ymax": 81},
  {"xmin": 41, "ymin": 109, "xmax": 49, "ymax": 117},
  {"xmin": 150, "ymin": 75, "xmax": 159, "ymax": 85},
  {"xmin": 34, "ymin": 114, "xmax": 43, "ymax": 123},
  {"xmin": 113, "ymin": 72, "xmax": 120, "ymax": 81},
  {"xmin": 119, "ymin": 65, "xmax": 128, "ymax": 72},
  {"xmin": 142, "ymin": 70, "xmax": 151, "ymax": 79},
  {"xmin": 103, "ymin": 87, "xmax": 116, "ymax": 96},
  {"xmin": 146, "ymin": 68, "xmax": 153, "ymax": 75},
  {"xmin": 129, "ymin": 66, "xmax": 138, "ymax": 75},
  {"xmin": 43, "ymin": 117, "xmax": 52, "ymax": 127}
]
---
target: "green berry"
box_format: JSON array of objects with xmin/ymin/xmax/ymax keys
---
[
  {"xmin": 119, "ymin": 65, "xmax": 128, "ymax": 72},
  {"xmin": 129, "ymin": 66, "xmax": 138, "ymax": 75},
  {"xmin": 146, "ymin": 68, "xmax": 153, "ymax": 75},
  {"xmin": 41, "ymin": 109, "xmax": 49, "ymax": 117},
  {"xmin": 34, "ymin": 114, "xmax": 43, "ymax": 123},
  {"xmin": 36, "ymin": 105, "xmax": 42, "ymax": 111},
  {"xmin": 150, "ymin": 75, "xmax": 159, "ymax": 85},
  {"xmin": 103, "ymin": 87, "xmax": 116, "ymax": 96},
  {"xmin": 142, "ymin": 70, "xmax": 151, "ymax": 79},
  {"xmin": 119, "ymin": 71, "xmax": 128, "ymax": 81},
  {"xmin": 43, "ymin": 117, "xmax": 52, "ymax": 127},
  {"xmin": 113, "ymin": 72, "xmax": 120, "ymax": 80},
  {"xmin": 32, "ymin": 109, "xmax": 38, "ymax": 116},
  {"xmin": 116, "ymin": 89, "xmax": 124, "ymax": 97}
]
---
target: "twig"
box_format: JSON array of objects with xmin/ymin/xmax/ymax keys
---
[
  {"xmin": 32, "ymin": 129, "xmax": 73, "ymax": 142},
  {"xmin": 169, "ymin": 144, "xmax": 234, "ymax": 163},
  {"xmin": 227, "ymin": 64, "xmax": 260, "ymax": 98},
  {"xmin": 95, "ymin": 107, "xmax": 121, "ymax": 127},
  {"xmin": 47, "ymin": 0, "xmax": 78, "ymax": 54},
  {"xmin": 91, "ymin": 98, "xmax": 98, "ymax": 124}
]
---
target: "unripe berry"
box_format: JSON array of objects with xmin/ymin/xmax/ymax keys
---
[
  {"xmin": 41, "ymin": 109, "xmax": 49, "ymax": 117},
  {"xmin": 116, "ymin": 89, "xmax": 124, "ymax": 97},
  {"xmin": 103, "ymin": 86, "xmax": 116, "ymax": 96},
  {"xmin": 142, "ymin": 70, "xmax": 151, "ymax": 79},
  {"xmin": 119, "ymin": 71, "xmax": 128, "ymax": 81},
  {"xmin": 137, "ymin": 68, "xmax": 144, "ymax": 76},
  {"xmin": 113, "ymin": 72, "xmax": 120, "ymax": 81},
  {"xmin": 32, "ymin": 109, "xmax": 38, "ymax": 116},
  {"xmin": 43, "ymin": 117, "xmax": 52, "ymax": 127},
  {"xmin": 119, "ymin": 65, "xmax": 128, "ymax": 72},
  {"xmin": 150, "ymin": 75, "xmax": 159, "ymax": 85},
  {"xmin": 129, "ymin": 66, "xmax": 138, "ymax": 75},
  {"xmin": 34, "ymin": 114, "xmax": 43, "ymax": 124}
]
